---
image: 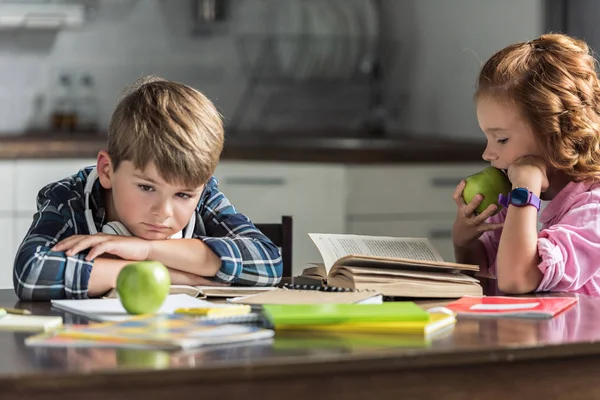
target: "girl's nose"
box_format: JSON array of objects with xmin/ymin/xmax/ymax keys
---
[{"xmin": 482, "ymin": 144, "xmax": 497, "ymax": 162}]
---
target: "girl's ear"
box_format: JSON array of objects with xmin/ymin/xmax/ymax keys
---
[{"xmin": 96, "ymin": 150, "xmax": 113, "ymax": 190}]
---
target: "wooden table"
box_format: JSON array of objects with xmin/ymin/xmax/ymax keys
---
[{"xmin": 0, "ymin": 289, "xmax": 598, "ymax": 400}]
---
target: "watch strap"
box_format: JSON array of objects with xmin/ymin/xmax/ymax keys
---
[{"xmin": 497, "ymin": 188, "xmax": 541, "ymax": 211}]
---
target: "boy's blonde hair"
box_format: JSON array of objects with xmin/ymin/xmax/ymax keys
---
[
  {"xmin": 107, "ymin": 76, "xmax": 224, "ymax": 187},
  {"xmin": 475, "ymin": 33, "xmax": 600, "ymax": 182}
]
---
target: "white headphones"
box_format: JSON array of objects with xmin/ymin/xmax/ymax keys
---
[{"xmin": 84, "ymin": 167, "xmax": 195, "ymax": 239}]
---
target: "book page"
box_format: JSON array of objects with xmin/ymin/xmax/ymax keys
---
[{"xmin": 308, "ymin": 233, "xmax": 444, "ymax": 272}]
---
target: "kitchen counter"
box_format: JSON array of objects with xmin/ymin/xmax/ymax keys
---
[
  {"xmin": 0, "ymin": 133, "xmax": 485, "ymax": 163},
  {"xmin": 0, "ymin": 290, "xmax": 599, "ymax": 400}
]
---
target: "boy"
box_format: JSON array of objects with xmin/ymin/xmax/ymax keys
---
[{"xmin": 14, "ymin": 76, "xmax": 283, "ymax": 301}]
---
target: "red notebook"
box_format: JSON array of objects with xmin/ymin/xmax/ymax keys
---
[{"xmin": 445, "ymin": 296, "xmax": 578, "ymax": 319}]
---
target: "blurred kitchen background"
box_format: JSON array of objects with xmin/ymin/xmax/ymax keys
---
[{"xmin": 0, "ymin": 0, "xmax": 587, "ymax": 287}]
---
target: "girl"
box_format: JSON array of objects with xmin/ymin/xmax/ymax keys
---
[{"xmin": 452, "ymin": 33, "xmax": 600, "ymax": 295}]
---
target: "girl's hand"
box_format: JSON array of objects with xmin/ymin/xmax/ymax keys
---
[
  {"xmin": 507, "ymin": 156, "xmax": 549, "ymax": 194},
  {"xmin": 452, "ymin": 180, "xmax": 504, "ymax": 248}
]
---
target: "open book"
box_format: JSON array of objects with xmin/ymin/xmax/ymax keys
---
[{"xmin": 304, "ymin": 233, "xmax": 483, "ymax": 298}]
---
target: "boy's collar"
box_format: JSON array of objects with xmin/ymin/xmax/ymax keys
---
[{"xmin": 86, "ymin": 168, "xmax": 107, "ymax": 229}]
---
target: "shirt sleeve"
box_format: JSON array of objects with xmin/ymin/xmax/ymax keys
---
[
  {"xmin": 198, "ymin": 181, "xmax": 283, "ymax": 286},
  {"xmin": 536, "ymin": 205, "xmax": 600, "ymax": 293},
  {"xmin": 477, "ymin": 208, "xmax": 507, "ymax": 277},
  {"xmin": 13, "ymin": 185, "xmax": 93, "ymax": 301}
]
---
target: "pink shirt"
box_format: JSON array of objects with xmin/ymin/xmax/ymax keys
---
[{"xmin": 479, "ymin": 181, "xmax": 600, "ymax": 296}]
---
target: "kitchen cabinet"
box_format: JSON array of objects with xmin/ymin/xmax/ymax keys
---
[
  {"xmin": 15, "ymin": 159, "xmax": 95, "ymax": 212},
  {"xmin": 215, "ymin": 161, "xmax": 348, "ymax": 275},
  {"xmin": 0, "ymin": 161, "xmax": 14, "ymax": 212},
  {"xmin": 346, "ymin": 163, "xmax": 488, "ymax": 262},
  {"xmin": 0, "ymin": 217, "xmax": 14, "ymax": 289}
]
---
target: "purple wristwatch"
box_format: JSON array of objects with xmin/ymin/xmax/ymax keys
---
[{"xmin": 498, "ymin": 187, "xmax": 541, "ymax": 211}]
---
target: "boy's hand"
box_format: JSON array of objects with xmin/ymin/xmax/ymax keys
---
[
  {"xmin": 51, "ymin": 234, "xmax": 152, "ymax": 262},
  {"xmin": 452, "ymin": 180, "xmax": 504, "ymax": 248},
  {"xmin": 167, "ymin": 268, "xmax": 228, "ymax": 287},
  {"xmin": 507, "ymin": 156, "xmax": 549, "ymax": 194}
]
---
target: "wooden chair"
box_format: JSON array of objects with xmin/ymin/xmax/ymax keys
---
[{"xmin": 255, "ymin": 216, "xmax": 293, "ymax": 278}]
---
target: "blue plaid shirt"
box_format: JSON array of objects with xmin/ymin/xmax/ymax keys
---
[{"xmin": 14, "ymin": 166, "xmax": 282, "ymax": 301}]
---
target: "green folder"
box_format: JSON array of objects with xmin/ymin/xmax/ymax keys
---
[{"xmin": 262, "ymin": 302, "xmax": 429, "ymax": 326}]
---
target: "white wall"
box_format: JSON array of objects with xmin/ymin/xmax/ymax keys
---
[
  {"xmin": 0, "ymin": 0, "xmax": 544, "ymax": 138},
  {"xmin": 0, "ymin": 0, "xmax": 244, "ymax": 133},
  {"xmin": 382, "ymin": 0, "xmax": 544, "ymax": 139}
]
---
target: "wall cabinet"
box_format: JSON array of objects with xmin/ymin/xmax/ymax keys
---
[{"xmin": 346, "ymin": 163, "xmax": 488, "ymax": 262}]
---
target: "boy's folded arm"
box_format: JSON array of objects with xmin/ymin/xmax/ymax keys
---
[
  {"xmin": 191, "ymin": 185, "xmax": 283, "ymax": 286},
  {"xmin": 15, "ymin": 230, "xmax": 94, "ymax": 301},
  {"xmin": 200, "ymin": 234, "xmax": 282, "ymax": 285},
  {"xmin": 14, "ymin": 189, "xmax": 98, "ymax": 301}
]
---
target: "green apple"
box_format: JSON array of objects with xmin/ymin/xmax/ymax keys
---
[
  {"xmin": 116, "ymin": 261, "xmax": 170, "ymax": 315},
  {"xmin": 462, "ymin": 166, "xmax": 512, "ymax": 215},
  {"xmin": 116, "ymin": 349, "xmax": 171, "ymax": 369}
]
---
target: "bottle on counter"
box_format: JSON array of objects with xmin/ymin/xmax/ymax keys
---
[
  {"xmin": 75, "ymin": 73, "xmax": 99, "ymax": 132},
  {"xmin": 50, "ymin": 73, "xmax": 77, "ymax": 133}
]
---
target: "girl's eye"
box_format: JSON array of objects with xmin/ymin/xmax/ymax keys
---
[
  {"xmin": 176, "ymin": 193, "xmax": 192, "ymax": 199},
  {"xmin": 497, "ymin": 138, "xmax": 509, "ymax": 144},
  {"xmin": 139, "ymin": 185, "xmax": 154, "ymax": 192}
]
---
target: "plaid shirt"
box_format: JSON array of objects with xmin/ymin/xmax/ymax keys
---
[{"xmin": 14, "ymin": 166, "xmax": 282, "ymax": 301}]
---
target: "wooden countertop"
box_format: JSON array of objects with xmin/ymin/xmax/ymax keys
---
[
  {"xmin": 0, "ymin": 133, "xmax": 486, "ymax": 164},
  {"xmin": 0, "ymin": 290, "xmax": 599, "ymax": 399}
]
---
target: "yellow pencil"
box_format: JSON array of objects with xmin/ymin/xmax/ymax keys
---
[
  {"xmin": 174, "ymin": 305, "xmax": 251, "ymax": 317},
  {"xmin": 4, "ymin": 308, "xmax": 31, "ymax": 315}
]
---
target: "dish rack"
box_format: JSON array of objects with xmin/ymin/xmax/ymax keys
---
[{"xmin": 228, "ymin": 0, "xmax": 392, "ymax": 136}]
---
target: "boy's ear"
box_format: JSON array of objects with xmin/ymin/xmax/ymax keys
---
[{"xmin": 96, "ymin": 150, "xmax": 113, "ymax": 190}]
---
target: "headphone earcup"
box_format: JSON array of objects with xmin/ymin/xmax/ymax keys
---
[{"xmin": 101, "ymin": 221, "xmax": 133, "ymax": 236}]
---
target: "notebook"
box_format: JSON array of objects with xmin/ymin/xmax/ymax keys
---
[
  {"xmin": 228, "ymin": 288, "xmax": 383, "ymax": 306},
  {"xmin": 445, "ymin": 296, "xmax": 579, "ymax": 319},
  {"xmin": 0, "ymin": 314, "xmax": 63, "ymax": 332},
  {"xmin": 51, "ymin": 294, "xmax": 248, "ymax": 322},
  {"xmin": 273, "ymin": 312, "xmax": 457, "ymax": 336},
  {"xmin": 262, "ymin": 302, "xmax": 429, "ymax": 326},
  {"xmin": 25, "ymin": 314, "xmax": 274, "ymax": 350},
  {"xmin": 274, "ymin": 331, "xmax": 439, "ymax": 350}
]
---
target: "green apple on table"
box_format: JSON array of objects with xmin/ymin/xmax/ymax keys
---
[
  {"xmin": 116, "ymin": 348, "xmax": 171, "ymax": 369},
  {"xmin": 462, "ymin": 166, "xmax": 512, "ymax": 215},
  {"xmin": 116, "ymin": 261, "xmax": 171, "ymax": 315}
]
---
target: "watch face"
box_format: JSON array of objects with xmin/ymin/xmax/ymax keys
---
[{"xmin": 511, "ymin": 188, "xmax": 529, "ymax": 206}]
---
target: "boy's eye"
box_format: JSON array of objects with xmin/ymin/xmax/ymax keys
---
[
  {"xmin": 497, "ymin": 138, "xmax": 509, "ymax": 144},
  {"xmin": 139, "ymin": 184, "xmax": 154, "ymax": 192},
  {"xmin": 176, "ymin": 192, "xmax": 192, "ymax": 199}
]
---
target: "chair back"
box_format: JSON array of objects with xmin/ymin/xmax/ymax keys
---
[{"xmin": 255, "ymin": 216, "xmax": 293, "ymax": 278}]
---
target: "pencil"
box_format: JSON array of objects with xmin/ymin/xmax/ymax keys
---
[{"xmin": 4, "ymin": 308, "xmax": 32, "ymax": 315}]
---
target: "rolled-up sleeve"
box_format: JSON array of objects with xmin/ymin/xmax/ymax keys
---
[
  {"xmin": 14, "ymin": 187, "xmax": 94, "ymax": 301},
  {"xmin": 199, "ymin": 182, "xmax": 282, "ymax": 286},
  {"xmin": 536, "ymin": 205, "xmax": 600, "ymax": 294}
]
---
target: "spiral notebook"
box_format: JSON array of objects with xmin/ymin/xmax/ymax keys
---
[{"xmin": 229, "ymin": 287, "xmax": 383, "ymax": 305}]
